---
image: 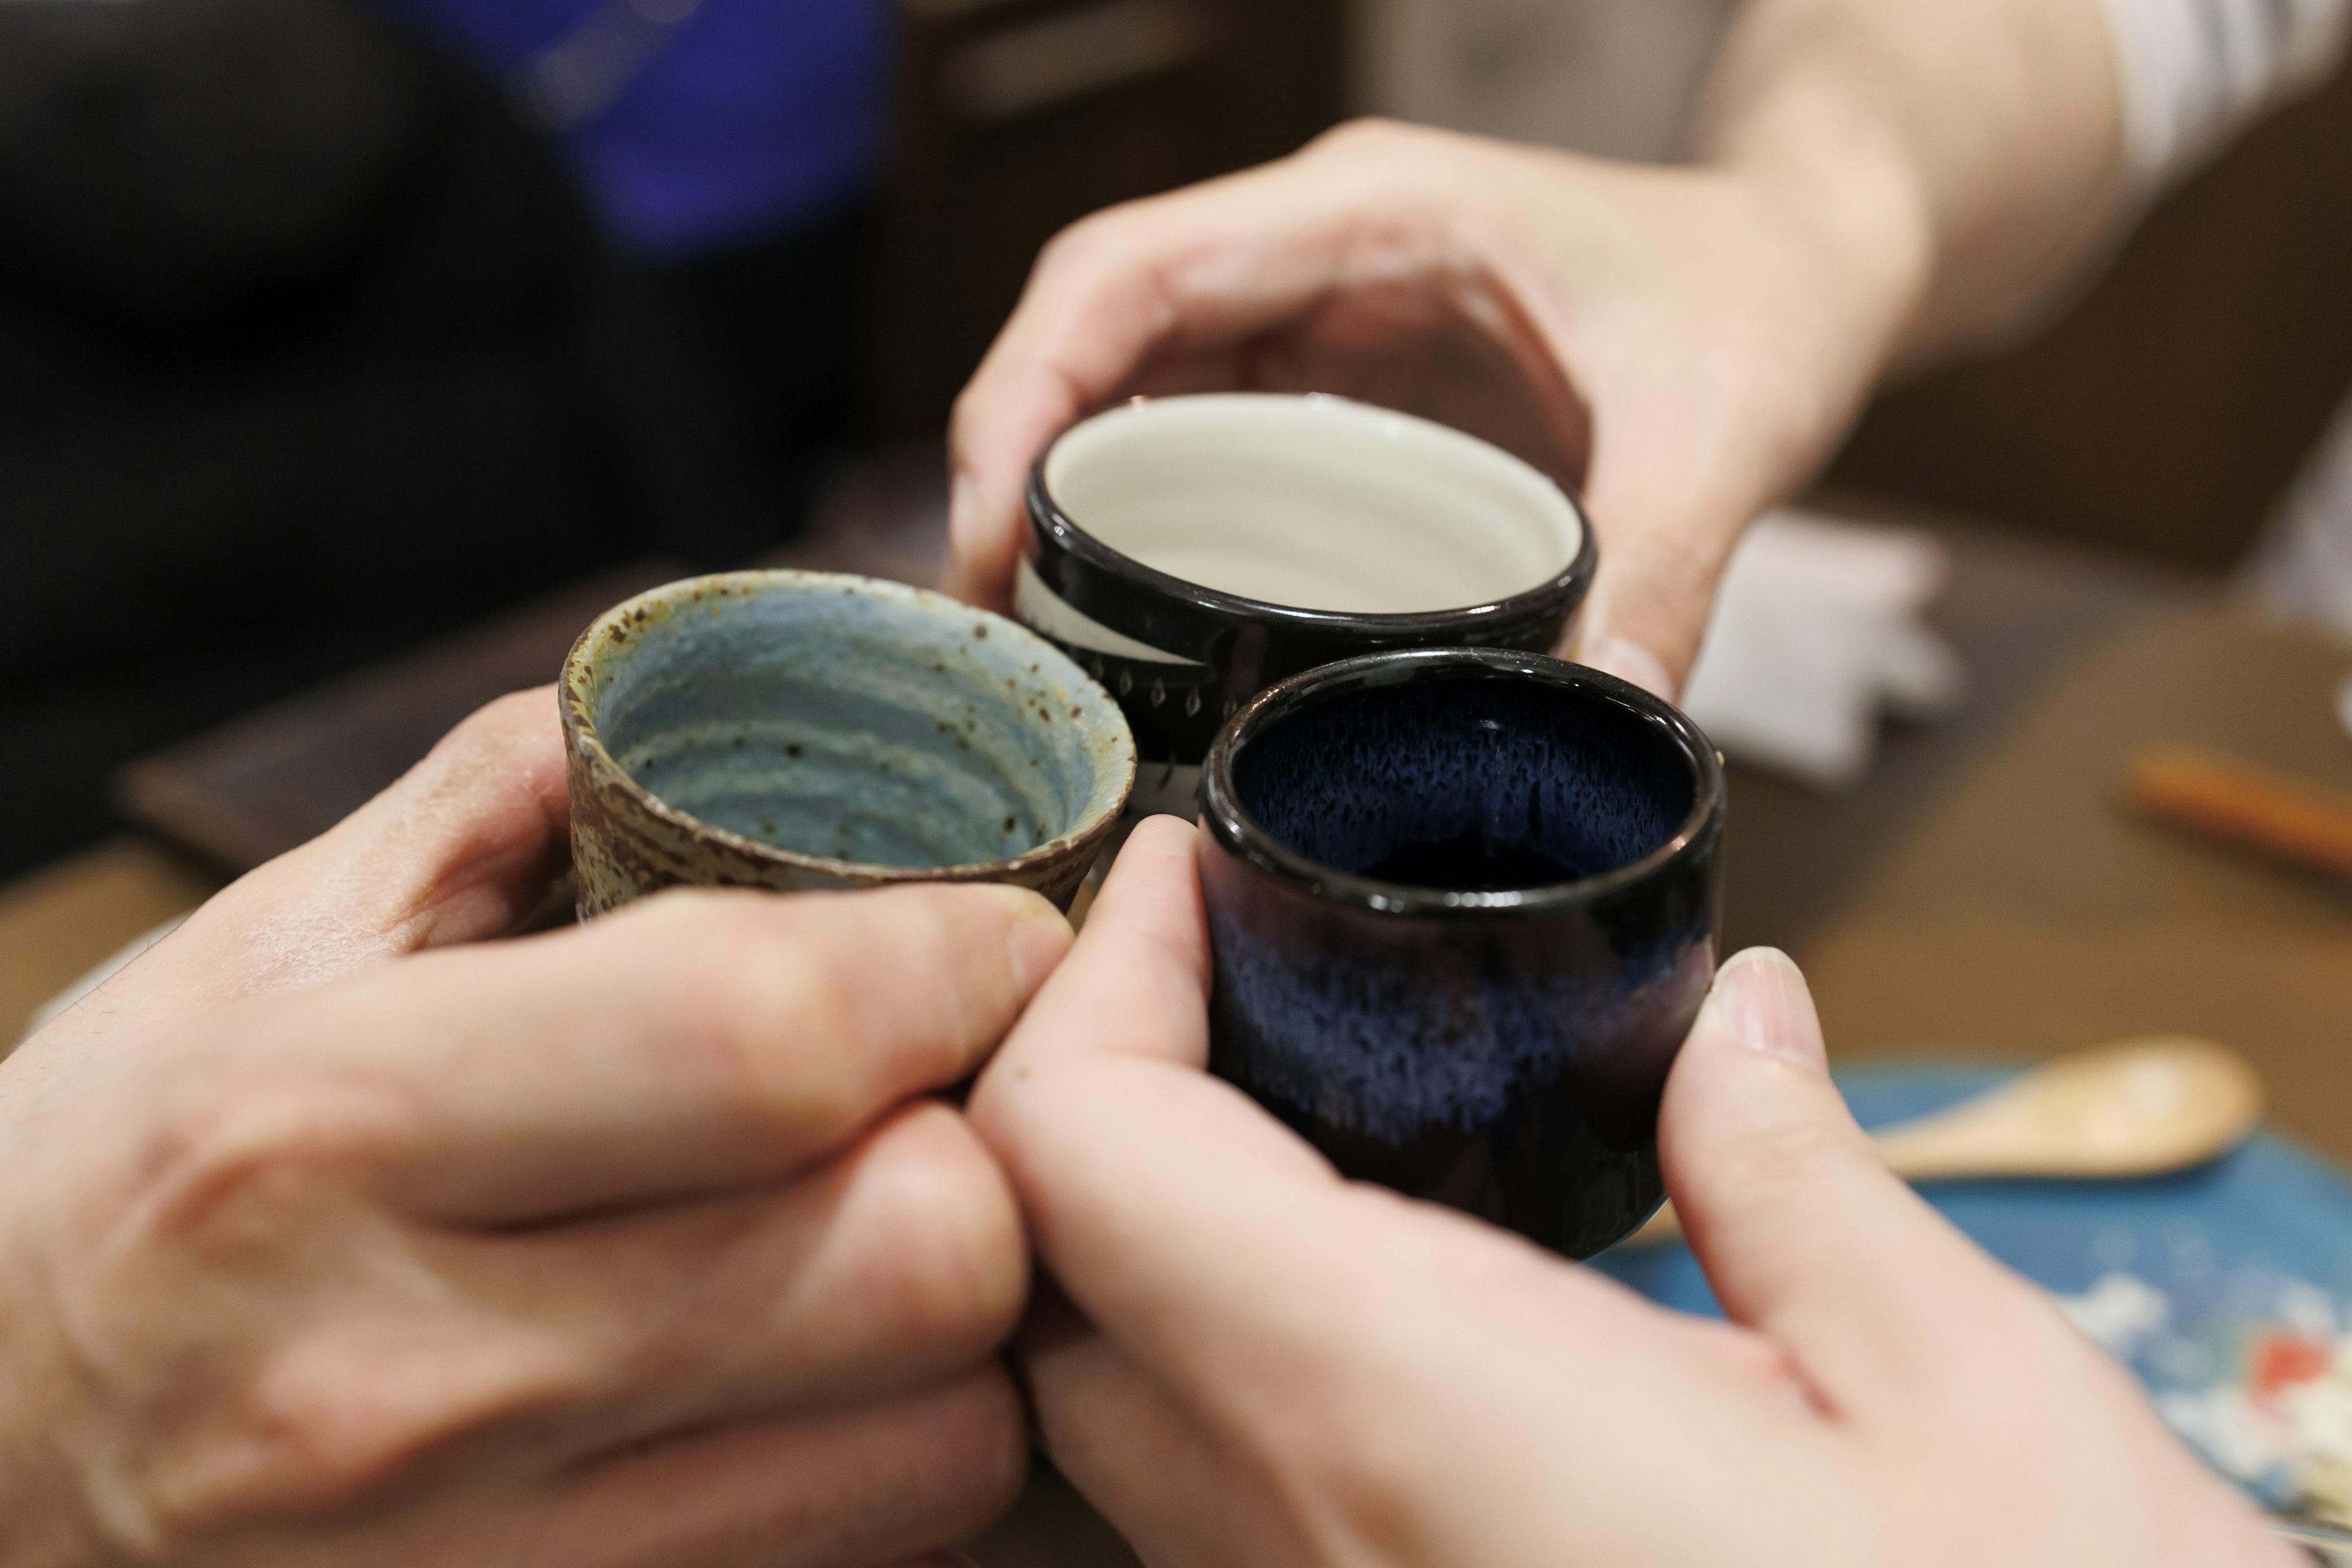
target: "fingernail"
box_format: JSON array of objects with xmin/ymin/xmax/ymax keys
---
[
  {"xmin": 1699, "ymin": 948, "xmax": 1825, "ymax": 1070},
  {"xmin": 976, "ymin": 884, "xmax": 1072, "ymax": 992},
  {"xmin": 1585, "ymin": 636, "xmax": 1676, "ymax": 701}
]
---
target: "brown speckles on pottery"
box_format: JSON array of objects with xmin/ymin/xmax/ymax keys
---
[{"xmin": 562, "ymin": 570, "xmax": 1136, "ymax": 916}]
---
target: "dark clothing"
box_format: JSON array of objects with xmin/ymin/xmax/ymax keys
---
[{"xmin": 0, "ymin": 0, "xmax": 867, "ymax": 879}]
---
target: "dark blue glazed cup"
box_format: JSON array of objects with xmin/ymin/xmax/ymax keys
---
[{"xmin": 1198, "ymin": 648, "xmax": 1725, "ymax": 1259}]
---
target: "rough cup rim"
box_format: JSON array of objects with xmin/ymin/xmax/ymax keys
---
[{"xmin": 561, "ymin": 568, "xmax": 1139, "ymax": 883}]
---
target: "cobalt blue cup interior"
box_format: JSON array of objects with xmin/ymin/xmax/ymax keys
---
[{"xmin": 1199, "ymin": 647, "xmax": 1725, "ymax": 1259}]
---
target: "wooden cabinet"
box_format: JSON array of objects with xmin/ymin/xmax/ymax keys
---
[{"xmin": 872, "ymin": 0, "xmax": 1349, "ymax": 432}]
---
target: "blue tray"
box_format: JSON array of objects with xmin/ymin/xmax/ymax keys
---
[{"xmin": 1591, "ymin": 1063, "xmax": 2352, "ymax": 1508}]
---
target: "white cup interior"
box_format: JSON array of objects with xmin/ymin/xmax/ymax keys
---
[{"xmin": 1042, "ymin": 394, "xmax": 1583, "ymax": 616}]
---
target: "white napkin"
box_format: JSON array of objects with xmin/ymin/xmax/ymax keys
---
[{"xmin": 1678, "ymin": 508, "xmax": 1966, "ymax": 790}]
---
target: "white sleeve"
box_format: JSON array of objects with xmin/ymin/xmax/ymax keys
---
[{"xmin": 2092, "ymin": 0, "xmax": 2352, "ymax": 187}]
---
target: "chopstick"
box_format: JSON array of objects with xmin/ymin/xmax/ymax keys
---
[{"xmin": 2121, "ymin": 747, "xmax": 2352, "ymax": 883}]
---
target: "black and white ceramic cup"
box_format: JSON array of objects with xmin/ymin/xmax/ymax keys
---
[
  {"xmin": 1019, "ymin": 394, "xmax": 1596, "ymax": 815},
  {"xmin": 1197, "ymin": 648, "xmax": 1725, "ymax": 1259}
]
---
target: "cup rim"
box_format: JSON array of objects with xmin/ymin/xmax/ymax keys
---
[
  {"xmin": 561, "ymin": 569, "xmax": 1138, "ymax": 883},
  {"xmin": 1199, "ymin": 647, "xmax": 1724, "ymax": 918},
  {"xmin": 1027, "ymin": 393, "xmax": 1599, "ymax": 635}
]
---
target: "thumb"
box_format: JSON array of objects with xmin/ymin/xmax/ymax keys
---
[
  {"xmin": 1659, "ymin": 949, "xmax": 2020, "ymax": 1407},
  {"xmin": 35, "ymin": 688, "xmax": 570, "ymax": 1043}
]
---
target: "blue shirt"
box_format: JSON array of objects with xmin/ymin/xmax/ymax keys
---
[{"xmin": 377, "ymin": 0, "xmax": 887, "ymax": 258}]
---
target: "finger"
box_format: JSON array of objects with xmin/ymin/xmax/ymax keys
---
[
  {"xmin": 970, "ymin": 820, "xmax": 1668, "ymax": 1444},
  {"xmin": 943, "ymin": 164, "xmax": 1345, "ymax": 609},
  {"xmin": 155, "ymin": 881, "xmax": 1071, "ymax": 1224},
  {"xmin": 1566, "ymin": 404, "xmax": 1745, "ymax": 700},
  {"xmin": 533, "ymin": 1368, "xmax": 1025, "ymax": 1568},
  {"xmin": 42, "ymin": 689, "xmax": 570, "ymax": 1044},
  {"xmin": 466, "ymin": 1103, "xmax": 1025, "ymax": 1452},
  {"xmin": 1020, "ymin": 1300, "xmax": 1313, "ymax": 1568},
  {"xmin": 1565, "ymin": 331, "xmax": 1826, "ymax": 696},
  {"xmin": 973, "ymin": 815, "xmax": 1217, "ymax": 1077},
  {"xmin": 115, "ymin": 1102, "xmax": 1025, "ymax": 1548},
  {"xmin": 1566, "ymin": 506, "xmax": 1733, "ymax": 701},
  {"xmin": 974, "ymin": 825, "xmax": 1838, "ymax": 1567},
  {"xmin": 1658, "ymin": 948, "xmax": 2038, "ymax": 1408},
  {"xmin": 943, "ymin": 124, "xmax": 1512, "ymax": 609}
]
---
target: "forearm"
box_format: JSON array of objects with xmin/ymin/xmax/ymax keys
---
[{"xmin": 1688, "ymin": 0, "xmax": 2129, "ymax": 364}]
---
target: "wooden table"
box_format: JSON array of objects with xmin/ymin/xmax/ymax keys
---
[{"xmin": 1806, "ymin": 602, "xmax": 2352, "ymax": 1160}]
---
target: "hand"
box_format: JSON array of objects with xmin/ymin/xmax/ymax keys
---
[
  {"xmin": 969, "ymin": 819, "xmax": 2293, "ymax": 1567},
  {"xmin": 0, "ymin": 692, "xmax": 1069, "ymax": 1567},
  {"xmin": 32, "ymin": 687, "xmax": 578, "ymax": 1049},
  {"xmin": 943, "ymin": 119, "xmax": 1928, "ymax": 695}
]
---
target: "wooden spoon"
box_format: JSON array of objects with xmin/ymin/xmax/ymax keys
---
[{"xmin": 1621, "ymin": 1036, "xmax": 2263, "ymax": 1248}]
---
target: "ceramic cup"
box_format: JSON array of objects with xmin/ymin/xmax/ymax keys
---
[
  {"xmin": 562, "ymin": 570, "xmax": 1136, "ymax": 915},
  {"xmin": 1198, "ymin": 647, "xmax": 1725, "ymax": 1258},
  {"xmin": 1018, "ymin": 393, "xmax": 1596, "ymax": 815}
]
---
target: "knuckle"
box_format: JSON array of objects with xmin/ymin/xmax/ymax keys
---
[
  {"xmin": 630, "ymin": 888, "xmax": 1008, "ymax": 1140},
  {"xmin": 165, "ymin": 1327, "xmax": 578, "ymax": 1536},
  {"xmin": 1709, "ymin": 1111, "xmax": 1867, "ymax": 1204},
  {"xmin": 439, "ymin": 687, "xmax": 552, "ymax": 756},
  {"xmin": 1038, "ymin": 208, "xmax": 1115, "ymax": 270},
  {"xmin": 129, "ymin": 1068, "xmax": 412, "ymax": 1245},
  {"xmin": 398, "ymin": 690, "xmax": 560, "ymax": 814},
  {"xmin": 1308, "ymin": 115, "xmax": 1409, "ymax": 160},
  {"xmin": 42, "ymin": 1063, "xmax": 436, "ymax": 1553},
  {"xmin": 651, "ymin": 900, "xmax": 873, "ymax": 1132},
  {"xmin": 853, "ymin": 1107, "xmax": 1027, "ymax": 1352},
  {"xmin": 234, "ymin": 1352, "xmax": 473, "ymax": 1513},
  {"xmin": 846, "ymin": 883, "xmax": 1027, "ymax": 1039},
  {"xmin": 870, "ymin": 882, "xmax": 1015, "ymax": 972},
  {"xmin": 1032, "ymin": 196, "xmax": 1165, "ymax": 284}
]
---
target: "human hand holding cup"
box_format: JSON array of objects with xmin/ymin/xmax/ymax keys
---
[
  {"xmin": 1006, "ymin": 390, "xmax": 1711, "ymax": 1254},
  {"xmin": 0, "ymin": 692, "xmax": 1062, "ymax": 1566}
]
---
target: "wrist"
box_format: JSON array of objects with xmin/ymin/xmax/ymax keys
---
[{"xmin": 1698, "ymin": 69, "xmax": 1939, "ymax": 380}]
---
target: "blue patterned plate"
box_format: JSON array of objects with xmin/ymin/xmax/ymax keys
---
[{"xmin": 1592, "ymin": 1062, "xmax": 2352, "ymax": 1512}]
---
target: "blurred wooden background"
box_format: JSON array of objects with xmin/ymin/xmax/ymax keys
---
[
  {"xmin": 873, "ymin": 0, "xmax": 1350, "ymax": 430},
  {"xmin": 878, "ymin": 0, "xmax": 2352, "ymax": 574},
  {"xmin": 1830, "ymin": 60, "xmax": 2352, "ymax": 572}
]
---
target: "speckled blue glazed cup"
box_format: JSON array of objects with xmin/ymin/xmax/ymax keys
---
[
  {"xmin": 562, "ymin": 571, "xmax": 1136, "ymax": 916},
  {"xmin": 1199, "ymin": 648, "xmax": 1724, "ymax": 1258}
]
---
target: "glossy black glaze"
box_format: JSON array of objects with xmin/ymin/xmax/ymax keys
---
[
  {"xmin": 1019, "ymin": 417, "xmax": 1597, "ymax": 766},
  {"xmin": 1199, "ymin": 649, "xmax": 1725, "ymax": 1259}
]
